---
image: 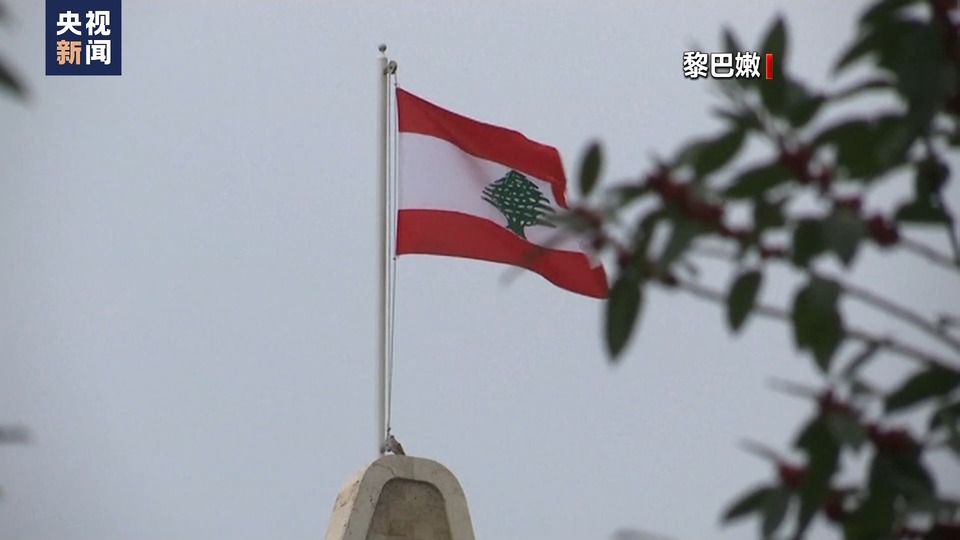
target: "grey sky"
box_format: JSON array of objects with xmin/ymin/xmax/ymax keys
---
[{"xmin": 1, "ymin": 1, "xmax": 958, "ymax": 539}]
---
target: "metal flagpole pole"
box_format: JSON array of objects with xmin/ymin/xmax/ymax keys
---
[{"xmin": 376, "ymin": 44, "xmax": 388, "ymax": 457}]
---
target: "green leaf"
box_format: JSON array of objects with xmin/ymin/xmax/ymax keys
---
[
  {"xmin": 886, "ymin": 366, "xmax": 960, "ymax": 413},
  {"xmin": 872, "ymin": 451, "xmax": 936, "ymax": 502},
  {"xmin": 904, "ymin": 497, "xmax": 960, "ymax": 517},
  {"xmin": 861, "ymin": 0, "xmax": 921, "ymax": 28},
  {"xmin": 813, "ymin": 115, "xmax": 910, "ymax": 179},
  {"xmin": 722, "ymin": 26, "xmax": 743, "ymax": 56},
  {"xmin": 784, "ymin": 78, "xmax": 825, "ymax": 127},
  {"xmin": 722, "ymin": 484, "xmax": 773, "ymax": 523},
  {"xmin": 794, "ymin": 417, "xmax": 840, "ymax": 536},
  {"xmin": 579, "ymin": 142, "xmax": 603, "ymax": 197},
  {"xmin": 873, "ymin": 116, "xmax": 915, "ymax": 171},
  {"xmin": 753, "ymin": 198, "xmax": 785, "ymax": 231},
  {"xmin": 790, "ymin": 218, "xmax": 825, "ymax": 267},
  {"xmin": 915, "ymin": 157, "xmax": 949, "ymax": 200},
  {"xmin": 822, "ymin": 210, "xmax": 866, "ymax": 266},
  {"xmin": 887, "ymin": 21, "xmax": 950, "ymax": 134},
  {"xmin": 0, "ymin": 55, "xmax": 25, "ymax": 99},
  {"xmin": 825, "ymin": 412, "xmax": 866, "ymax": 450},
  {"xmin": 929, "ymin": 400, "xmax": 960, "ymax": 431},
  {"xmin": 791, "ymin": 277, "xmax": 844, "ymax": 371},
  {"xmin": 834, "ymin": 31, "xmax": 877, "ymax": 74},
  {"xmin": 630, "ymin": 209, "xmax": 665, "ymax": 265},
  {"xmin": 833, "ymin": 77, "xmax": 893, "ymax": 100},
  {"xmin": 605, "ymin": 273, "xmax": 643, "ymax": 360},
  {"xmin": 835, "ymin": 1, "xmax": 922, "ymax": 76},
  {"xmin": 542, "ymin": 210, "xmax": 589, "ymax": 233},
  {"xmin": 722, "ymin": 28, "xmax": 757, "ymax": 91},
  {"xmin": 895, "ymin": 200, "xmax": 948, "ymax": 224},
  {"xmin": 814, "ymin": 118, "xmax": 872, "ymax": 149},
  {"xmin": 723, "ymin": 162, "xmax": 791, "ymax": 200},
  {"xmin": 609, "ymin": 184, "xmax": 650, "ymax": 206},
  {"xmin": 948, "ymin": 427, "xmax": 960, "ymax": 457},
  {"xmin": 657, "ymin": 221, "xmax": 699, "ymax": 275},
  {"xmin": 760, "ymin": 15, "xmax": 787, "ymax": 70},
  {"xmin": 761, "ymin": 485, "xmax": 791, "ymax": 538},
  {"xmin": 840, "ymin": 341, "xmax": 881, "ymax": 379},
  {"xmin": 712, "ymin": 107, "xmax": 761, "ymax": 132},
  {"xmin": 758, "ymin": 17, "xmax": 788, "ymax": 115},
  {"xmin": 843, "ymin": 484, "xmax": 896, "ymax": 540},
  {"xmin": 677, "ymin": 129, "xmax": 746, "ymax": 178},
  {"xmin": 760, "ymin": 74, "xmax": 787, "ymax": 118},
  {"xmin": 697, "ymin": 129, "xmax": 745, "ymax": 177},
  {"xmin": 727, "ymin": 270, "xmax": 762, "ymax": 333}
]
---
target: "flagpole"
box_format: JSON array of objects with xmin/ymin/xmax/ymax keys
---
[{"xmin": 376, "ymin": 44, "xmax": 388, "ymax": 457}]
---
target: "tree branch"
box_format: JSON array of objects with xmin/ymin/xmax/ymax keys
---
[
  {"xmin": 675, "ymin": 277, "xmax": 959, "ymax": 371},
  {"xmin": 841, "ymin": 279, "xmax": 960, "ymax": 354},
  {"xmin": 937, "ymin": 194, "xmax": 960, "ymax": 267},
  {"xmin": 686, "ymin": 244, "xmax": 960, "ymax": 354},
  {"xmin": 900, "ymin": 235, "xmax": 960, "ymax": 272}
]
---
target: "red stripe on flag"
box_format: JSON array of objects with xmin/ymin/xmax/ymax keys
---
[
  {"xmin": 396, "ymin": 88, "xmax": 570, "ymax": 208},
  {"xmin": 396, "ymin": 209, "xmax": 609, "ymax": 298},
  {"xmin": 765, "ymin": 53, "xmax": 773, "ymax": 79}
]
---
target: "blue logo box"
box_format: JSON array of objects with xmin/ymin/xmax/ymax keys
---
[{"xmin": 46, "ymin": 0, "xmax": 121, "ymax": 76}]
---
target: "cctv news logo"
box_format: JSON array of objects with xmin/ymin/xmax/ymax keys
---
[
  {"xmin": 682, "ymin": 51, "xmax": 774, "ymax": 80},
  {"xmin": 45, "ymin": 0, "xmax": 121, "ymax": 76}
]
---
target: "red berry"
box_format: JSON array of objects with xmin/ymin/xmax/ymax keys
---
[
  {"xmin": 616, "ymin": 247, "xmax": 634, "ymax": 270},
  {"xmin": 777, "ymin": 463, "xmax": 807, "ymax": 489},
  {"xmin": 815, "ymin": 167, "xmax": 835, "ymax": 191},
  {"xmin": 868, "ymin": 425, "xmax": 919, "ymax": 454},
  {"xmin": 934, "ymin": 0, "xmax": 954, "ymax": 15},
  {"xmin": 947, "ymin": 92, "xmax": 960, "ymax": 118},
  {"xmin": 660, "ymin": 273, "xmax": 679, "ymax": 287},
  {"xmin": 590, "ymin": 236, "xmax": 606, "ymax": 252},
  {"xmin": 818, "ymin": 391, "xmax": 856, "ymax": 417},
  {"xmin": 823, "ymin": 492, "xmax": 846, "ymax": 523},
  {"xmin": 687, "ymin": 199, "xmax": 724, "ymax": 225},
  {"xmin": 760, "ymin": 245, "xmax": 785, "ymax": 259},
  {"xmin": 574, "ymin": 207, "xmax": 602, "ymax": 229},
  {"xmin": 645, "ymin": 172, "xmax": 669, "ymax": 191},
  {"xmin": 833, "ymin": 195, "xmax": 862, "ymax": 213},
  {"xmin": 930, "ymin": 523, "xmax": 960, "ymax": 540},
  {"xmin": 661, "ymin": 181, "xmax": 689, "ymax": 204},
  {"xmin": 882, "ymin": 428, "xmax": 918, "ymax": 453},
  {"xmin": 778, "ymin": 145, "xmax": 814, "ymax": 183},
  {"xmin": 866, "ymin": 214, "xmax": 900, "ymax": 246}
]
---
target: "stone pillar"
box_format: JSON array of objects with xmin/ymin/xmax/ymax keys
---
[{"xmin": 324, "ymin": 455, "xmax": 475, "ymax": 540}]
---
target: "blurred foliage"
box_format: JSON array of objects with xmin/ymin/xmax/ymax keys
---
[
  {"xmin": 0, "ymin": 0, "xmax": 26, "ymax": 99},
  {"xmin": 566, "ymin": 0, "xmax": 960, "ymax": 538},
  {"xmin": 0, "ymin": 0, "xmax": 28, "ymax": 504}
]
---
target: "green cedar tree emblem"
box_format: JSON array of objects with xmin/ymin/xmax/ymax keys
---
[{"xmin": 481, "ymin": 170, "xmax": 557, "ymax": 239}]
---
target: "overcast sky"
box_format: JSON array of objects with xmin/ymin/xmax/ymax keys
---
[{"xmin": 1, "ymin": 2, "xmax": 958, "ymax": 540}]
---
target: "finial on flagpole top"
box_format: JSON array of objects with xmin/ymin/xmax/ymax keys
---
[{"xmin": 378, "ymin": 43, "xmax": 387, "ymax": 54}]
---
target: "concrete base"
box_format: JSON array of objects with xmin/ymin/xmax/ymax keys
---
[{"xmin": 324, "ymin": 455, "xmax": 475, "ymax": 540}]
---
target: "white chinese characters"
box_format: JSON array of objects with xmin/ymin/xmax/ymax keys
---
[
  {"xmin": 56, "ymin": 11, "xmax": 82, "ymax": 35},
  {"xmin": 710, "ymin": 53, "xmax": 734, "ymax": 78},
  {"xmin": 735, "ymin": 52, "xmax": 761, "ymax": 78},
  {"xmin": 682, "ymin": 51, "xmax": 708, "ymax": 79},
  {"xmin": 54, "ymin": 9, "xmax": 112, "ymax": 66},
  {"xmin": 684, "ymin": 51, "xmax": 767, "ymax": 80},
  {"xmin": 85, "ymin": 10, "xmax": 111, "ymax": 36},
  {"xmin": 86, "ymin": 40, "xmax": 111, "ymax": 65}
]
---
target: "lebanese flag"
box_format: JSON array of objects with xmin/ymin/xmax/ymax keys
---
[{"xmin": 395, "ymin": 88, "xmax": 609, "ymax": 299}]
